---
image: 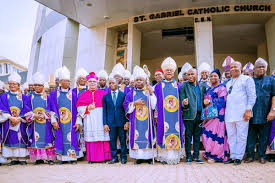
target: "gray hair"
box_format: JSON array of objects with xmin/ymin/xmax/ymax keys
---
[
  {"xmin": 188, "ymin": 68, "xmax": 197, "ymax": 75},
  {"xmin": 109, "ymin": 77, "xmax": 118, "ymax": 83},
  {"xmin": 231, "ymin": 61, "xmax": 242, "ymax": 70}
]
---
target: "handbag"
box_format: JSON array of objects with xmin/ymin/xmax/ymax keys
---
[{"xmin": 201, "ymin": 102, "xmax": 218, "ymax": 121}]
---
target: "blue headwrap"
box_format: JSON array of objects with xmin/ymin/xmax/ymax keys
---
[{"xmin": 211, "ymin": 68, "xmax": 221, "ymax": 79}]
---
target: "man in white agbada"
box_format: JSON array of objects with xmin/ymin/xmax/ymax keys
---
[
  {"xmin": 224, "ymin": 61, "xmax": 256, "ymax": 165},
  {"xmin": 0, "ymin": 72, "xmax": 29, "ymax": 165},
  {"xmin": 123, "ymin": 66, "xmax": 157, "ymax": 164},
  {"xmin": 97, "ymin": 70, "xmax": 111, "ymax": 93},
  {"xmin": 154, "ymin": 57, "xmax": 185, "ymax": 164},
  {"xmin": 198, "ymin": 62, "xmax": 211, "ymax": 88},
  {"xmin": 181, "ymin": 62, "xmax": 193, "ymax": 82}
]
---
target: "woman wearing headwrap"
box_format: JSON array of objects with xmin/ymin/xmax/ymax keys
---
[
  {"xmin": 76, "ymin": 72, "xmax": 111, "ymax": 163},
  {"xmin": 201, "ymin": 69, "xmax": 229, "ymax": 163}
]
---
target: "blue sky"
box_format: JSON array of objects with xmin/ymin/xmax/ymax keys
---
[{"xmin": 0, "ymin": 0, "xmax": 38, "ymax": 68}]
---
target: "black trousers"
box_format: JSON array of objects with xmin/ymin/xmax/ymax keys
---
[
  {"xmin": 109, "ymin": 127, "xmax": 127, "ymax": 161},
  {"xmin": 184, "ymin": 112, "xmax": 202, "ymax": 159},
  {"xmin": 247, "ymin": 123, "xmax": 271, "ymax": 159}
]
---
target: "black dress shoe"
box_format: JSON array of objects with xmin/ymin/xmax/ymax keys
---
[
  {"xmin": 234, "ymin": 159, "xmax": 242, "ymax": 165},
  {"xmin": 259, "ymin": 158, "xmax": 266, "ymax": 164},
  {"xmin": 8, "ymin": 160, "xmax": 19, "ymax": 166},
  {"xmin": 186, "ymin": 158, "xmax": 193, "ymax": 163},
  {"xmin": 108, "ymin": 159, "xmax": 119, "ymax": 164},
  {"xmin": 88, "ymin": 161, "xmax": 93, "ymax": 164},
  {"xmin": 134, "ymin": 159, "xmax": 143, "ymax": 165},
  {"xmin": 35, "ymin": 160, "xmax": 44, "ymax": 165},
  {"xmin": 19, "ymin": 161, "xmax": 27, "ymax": 165},
  {"xmin": 244, "ymin": 158, "xmax": 254, "ymax": 163},
  {"xmin": 147, "ymin": 159, "xmax": 153, "ymax": 164},
  {"xmin": 224, "ymin": 159, "xmax": 234, "ymax": 164},
  {"xmin": 121, "ymin": 159, "xmax": 127, "ymax": 164}
]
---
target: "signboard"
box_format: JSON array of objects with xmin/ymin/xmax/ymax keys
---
[{"xmin": 133, "ymin": 4, "xmax": 273, "ymax": 23}]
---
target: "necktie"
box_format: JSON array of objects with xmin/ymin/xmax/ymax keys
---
[{"xmin": 112, "ymin": 91, "xmax": 117, "ymax": 105}]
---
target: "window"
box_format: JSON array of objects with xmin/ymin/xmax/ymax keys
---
[
  {"xmin": 4, "ymin": 63, "xmax": 8, "ymax": 74},
  {"xmin": 0, "ymin": 64, "xmax": 2, "ymax": 74}
]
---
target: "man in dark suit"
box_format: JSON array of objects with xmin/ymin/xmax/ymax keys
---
[
  {"xmin": 103, "ymin": 77, "xmax": 129, "ymax": 164},
  {"xmin": 180, "ymin": 68, "xmax": 207, "ymax": 164}
]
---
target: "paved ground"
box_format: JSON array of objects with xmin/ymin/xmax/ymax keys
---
[{"xmin": 0, "ymin": 159, "xmax": 274, "ymax": 183}]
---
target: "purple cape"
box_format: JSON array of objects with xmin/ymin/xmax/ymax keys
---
[
  {"xmin": 49, "ymin": 89, "xmax": 79, "ymax": 153},
  {"xmin": 154, "ymin": 81, "xmax": 184, "ymax": 146},
  {"xmin": 123, "ymin": 89, "xmax": 155, "ymax": 149},
  {"xmin": 0, "ymin": 92, "xmax": 31, "ymax": 146},
  {"xmin": 27, "ymin": 95, "xmax": 53, "ymax": 148}
]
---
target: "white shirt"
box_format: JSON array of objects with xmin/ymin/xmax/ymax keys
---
[{"xmin": 225, "ymin": 74, "xmax": 256, "ymax": 122}]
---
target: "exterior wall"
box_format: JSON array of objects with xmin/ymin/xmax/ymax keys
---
[
  {"xmin": 257, "ymin": 41, "xmax": 268, "ymax": 61},
  {"xmin": 63, "ymin": 19, "xmax": 79, "ymax": 82},
  {"xmin": 75, "ymin": 24, "xmax": 107, "ymax": 74},
  {"xmin": 194, "ymin": 19, "xmax": 214, "ymax": 70},
  {"xmin": 28, "ymin": 4, "xmax": 67, "ymax": 81},
  {"xmin": 265, "ymin": 16, "xmax": 275, "ymax": 72},
  {"xmin": 127, "ymin": 22, "xmax": 141, "ymax": 72},
  {"xmin": 36, "ymin": 19, "xmax": 66, "ymax": 81}
]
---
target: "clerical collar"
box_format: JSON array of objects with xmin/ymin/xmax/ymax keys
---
[
  {"xmin": 60, "ymin": 87, "xmax": 70, "ymax": 92},
  {"xmin": 163, "ymin": 78, "xmax": 175, "ymax": 83},
  {"xmin": 34, "ymin": 91, "xmax": 43, "ymax": 95},
  {"xmin": 134, "ymin": 87, "xmax": 145, "ymax": 91},
  {"xmin": 9, "ymin": 91, "xmax": 19, "ymax": 95},
  {"xmin": 78, "ymin": 85, "xmax": 86, "ymax": 89}
]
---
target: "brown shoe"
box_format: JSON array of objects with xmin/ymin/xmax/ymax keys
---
[
  {"xmin": 259, "ymin": 158, "xmax": 266, "ymax": 164},
  {"xmin": 245, "ymin": 158, "xmax": 254, "ymax": 163}
]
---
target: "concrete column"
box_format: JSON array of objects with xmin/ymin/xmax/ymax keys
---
[
  {"xmin": 257, "ymin": 41, "xmax": 268, "ymax": 61},
  {"xmin": 62, "ymin": 19, "xmax": 79, "ymax": 83},
  {"xmin": 265, "ymin": 16, "xmax": 275, "ymax": 72},
  {"xmin": 104, "ymin": 28, "xmax": 117, "ymax": 73},
  {"xmin": 194, "ymin": 17, "xmax": 214, "ymax": 70},
  {"xmin": 75, "ymin": 24, "xmax": 107, "ymax": 74},
  {"xmin": 127, "ymin": 21, "xmax": 141, "ymax": 72}
]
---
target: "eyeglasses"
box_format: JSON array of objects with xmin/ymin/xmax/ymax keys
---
[
  {"xmin": 33, "ymin": 84, "xmax": 44, "ymax": 87},
  {"xmin": 8, "ymin": 83, "xmax": 19, "ymax": 86}
]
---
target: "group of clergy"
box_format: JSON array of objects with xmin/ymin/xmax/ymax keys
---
[{"xmin": 0, "ymin": 55, "xmax": 274, "ymax": 166}]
